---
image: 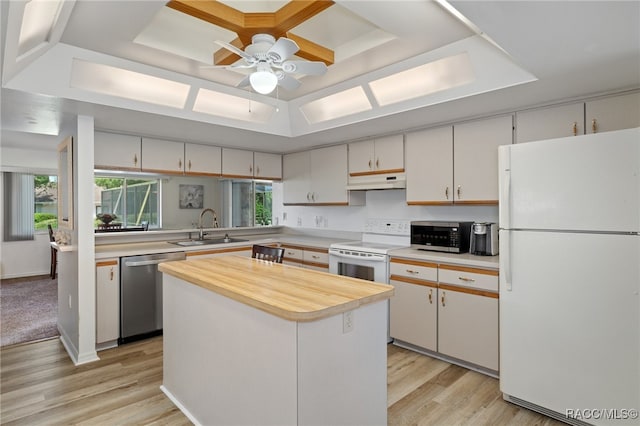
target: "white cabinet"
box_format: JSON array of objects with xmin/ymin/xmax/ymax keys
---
[
  {"xmin": 222, "ymin": 148, "xmax": 282, "ymax": 180},
  {"xmin": 389, "ymin": 257, "xmax": 499, "ymax": 373},
  {"xmin": 585, "ymin": 91, "xmax": 640, "ymax": 134},
  {"xmin": 515, "ymin": 102, "xmax": 584, "ymax": 143},
  {"xmin": 222, "ymin": 148, "xmax": 254, "ymax": 179},
  {"xmin": 453, "ymin": 115, "xmax": 513, "ymax": 203},
  {"xmin": 389, "ymin": 259, "xmax": 438, "ymax": 352},
  {"xmin": 348, "ymin": 134, "xmax": 404, "ymax": 176},
  {"xmin": 283, "ymin": 145, "xmax": 364, "ymax": 205},
  {"xmin": 141, "ymin": 137, "xmax": 184, "ymax": 174},
  {"xmin": 184, "ymin": 143, "xmax": 222, "ymax": 176},
  {"xmin": 406, "ymin": 115, "xmax": 512, "ymax": 205},
  {"xmin": 96, "ymin": 259, "xmax": 119, "ymax": 346},
  {"xmin": 94, "ymin": 132, "xmax": 141, "ymax": 171},
  {"xmin": 406, "ymin": 126, "xmax": 453, "ymax": 204},
  {"xmin": 254, "ymin": 152, "xmax": 282, "ymax": 180},
  {"xmin": 281, "ymin": 245, "xmax": 329, "ymax": 271},
  {"xmin": 516, "ymin": 91, "xmax": 640, "ymax": 143}
]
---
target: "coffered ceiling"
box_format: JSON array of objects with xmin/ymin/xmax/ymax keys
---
[{"xmin": 1, "ymin": 1, "xmax": 639, "ymax": 154}]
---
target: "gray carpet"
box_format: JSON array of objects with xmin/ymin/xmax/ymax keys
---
[{"xmin": 1, "ymin": 275, "xmax": 59, "ymax": 347}]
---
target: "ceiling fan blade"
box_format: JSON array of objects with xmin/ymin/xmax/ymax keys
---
[
  {"xmin": 236, "ymin": 75, "xmax": 251, "ymax": 88},
  {"xmin": 267, "ymin": 37, "xmax": 299, "ymax": 63},
  {"xmin": 214, "ymin": 40, "xmax": 254, "ymax": 62},
  {"xmin": 201, "ymin": 63, "xmax": 255, "ymax": 70},
  {"xmin": 281, "ymin": 60, "xmax": 327, "ymax": 76},
  {"xmin": 275, "ymin": 72, "xmax": 301, "ymax": 91}
]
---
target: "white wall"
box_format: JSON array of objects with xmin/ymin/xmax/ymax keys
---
[
  {"xmin": 272, "ymin": 183, "xmax": 498, "ymax": 233},
  {"xmin": 161, "ymin": 176, "xmax": 222, "ymax": 229}
]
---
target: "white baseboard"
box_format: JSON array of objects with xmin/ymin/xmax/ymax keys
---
[{"xmin": 160, "ymin": 385, "xmax": 202, "ymax": 426}]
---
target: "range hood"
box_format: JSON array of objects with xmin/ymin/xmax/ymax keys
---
[{"xmin": 346, "ymin": 174, "xmax": 406, "ymax": 191}]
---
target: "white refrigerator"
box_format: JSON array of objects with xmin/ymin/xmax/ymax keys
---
[{"xmin": 498, "ymin": 127, "xmax": 640, "ymax": 426}]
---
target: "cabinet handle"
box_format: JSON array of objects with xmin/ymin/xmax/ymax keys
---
[
  {"xmin": 249, "ymin": 165, "xmax": 253, "ymax": 173},
  {"xmin": 287, "ymin": 251, "xmax": 295, "ymax": 255},
  {"xmin": 312, "ymin": 255, "xmax": 320, "ymax": 259},
  {"xmin": 368, "ymin": 159, "xmax": 372, "ymax": 169},
  {"xmin": 457, "ymin": 185, "xmax": 461, "ymax": 199},
  {"xmin": 188, "ymin": 160, "xmax": 192, "ymax": 170},
  {"xmin": 311, "ymin": 192, "xmax": 316, "ymax": 202},
  {"xmin": 458, "ymin": 276, "xmax": 476, "ymax": 283},
  {"xmin": 428, "ymin": 288, "xmax": 433, "ymax": 304},
  {"xmin": 376, "ymin": 158, "xmax": 379, "ymax": 169},
  {"xmin": 178, "ymin": 159, "xmax": 182, "ymax": 169},
  {"xmin": 592, "ymin": 118, "xmax": 598, "ymax": 133},
  {"xmin": 445, "ymin": 186, "xmax": 449, "ymax": 199},
  {"xmin": 133, "ymin": 153, "xmax": 138, "ymax": 166},
  {"xmin": 109, "ymin": 267, "xmax": 114, "ymax": 281},
  {"xmin": 256, "ymin": 166, "xmax": 260, "ymax": 176},
  {"xmin": 441, "ymin": 291, "xmax": 446, "ymax": 307},
  {"xmin": 405, "ymin": 269, "xmax": 419, "ymax": 275},
  {"xmin": 572, "ymin": 122, "xmax": 578, "ymax": 136}
]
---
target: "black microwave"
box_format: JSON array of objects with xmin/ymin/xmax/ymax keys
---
[{"xmin": 410, "ymin": 221, "xmax": 473, "ymax": 253}]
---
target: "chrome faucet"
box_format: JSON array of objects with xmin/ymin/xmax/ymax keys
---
[{"xmin": 198, "ymin": 208, "xmax": 219, "ymax": 240}]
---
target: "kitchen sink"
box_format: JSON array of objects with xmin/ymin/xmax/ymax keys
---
[{"xmin": 171, "ymin": 237, "xmax": 248, "ymax": 247}]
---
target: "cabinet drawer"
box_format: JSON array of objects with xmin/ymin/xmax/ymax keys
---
[
  {"xmin": 281, "ymin": 246, "xmax": 303, "ymax": 264},
  {"xmin": 303, "ymin": 249, "xmax": 329, "ymax": 266},
  {"xmin": 438, "ymin": 265, "xmax": 498, "ymax": 292},
  {"xmin": 390, "ymin": 258, "xmax": 438, "ymax": 282}
]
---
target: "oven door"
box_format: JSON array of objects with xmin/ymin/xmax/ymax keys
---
[{"xmin": 328, "ymin": 250, "xmax": 389, "ymax": 284}]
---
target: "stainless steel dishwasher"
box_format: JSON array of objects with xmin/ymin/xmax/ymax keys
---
[{"xmin": 119, "ymin": 251, "xmax": 186, "ymax": 344}]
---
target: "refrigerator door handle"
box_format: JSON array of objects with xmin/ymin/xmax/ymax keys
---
[
  {"xmin": 498, "ymin": 146, "xmax": 511, "ymax": 229},
  {"xmin": 500, "ymin": 230, "xmax": 512, "ymax": 291}
]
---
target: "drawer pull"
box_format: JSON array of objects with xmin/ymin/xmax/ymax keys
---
[
  {"xmin": 405, "ymin": 269, "xmax": 420, "ymax": 275},
  {"xmin": 287, "ymin": 251, "xmax": 295, "ymax": 255},
  {"xmin": 110, "ymin": 268, "xmax": 114, "ymax": 281},
  {"xmin": 458, "ymin": 276, "xmax": 476, "ymax": 282},
  {"xmin": 312, "ymin": 255, "xmax": 320, "ymax": 259},
  {"xmin": 428, "ymin": 288, "xmax": 433, "ymax": 304}
]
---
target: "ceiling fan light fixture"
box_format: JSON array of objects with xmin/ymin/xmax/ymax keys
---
[{"xmin": 250, "ymin": 68, "xmax": 278, "ymax": 94}]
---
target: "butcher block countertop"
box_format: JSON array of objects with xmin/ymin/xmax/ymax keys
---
[{"xmin": 158, "ymin": 255, "xmax": 394, "ymax": 322}]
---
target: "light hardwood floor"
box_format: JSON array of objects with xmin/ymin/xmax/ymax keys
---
[{"xmin": 1, "ymin": 337, "xmax": 563, "ymax": 425}]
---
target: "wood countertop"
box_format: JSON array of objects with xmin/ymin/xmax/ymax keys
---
[{"xmin": 158, "ymin": 256, "xmax": 394, "ymax": 322}]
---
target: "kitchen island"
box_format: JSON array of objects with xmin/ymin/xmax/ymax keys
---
[{"xmin": 158, "ymin": 256, "xmax": 394, "ymax": 426}]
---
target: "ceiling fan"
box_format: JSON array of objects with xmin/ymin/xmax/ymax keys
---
[{"xmin": 212, "ymin": 34, "xmax": 328, "ymax": 95}]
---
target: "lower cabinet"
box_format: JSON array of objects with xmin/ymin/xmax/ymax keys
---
[
  {"xmin": 96, "ymin": 259, "xmax": 120, "ymax": 347},
  {"xmin": 185, "ymin": 246, "xmax": 252, "ymax": 260},
  {"xmin": 282, "ymin": 244, "xmax": 329, "ymax": 271},
  {"xmin": 389, "ymin": 257, "xmax": 499, "ymax": 374}
]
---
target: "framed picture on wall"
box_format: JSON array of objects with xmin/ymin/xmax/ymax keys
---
[{"xmin": 179, "ymin": 184, "xmax": 204, "ymax": 209}]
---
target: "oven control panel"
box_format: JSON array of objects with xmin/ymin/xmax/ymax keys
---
[{"xmin": 364, "ymin": 218, "xmax": 410, "ymax": 235}]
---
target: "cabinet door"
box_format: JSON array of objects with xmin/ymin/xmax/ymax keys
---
[
  {"xmin": 389, "ymin": 279, "xmax": 437, "ymax": 351},
  {"xmin": 141, "ymin": 138, "xmax": 184, "ymax": 174},
  {"xmin": 282, "ymin": 246, "xmax": 304, "ymax": 267},
  {"xmin": 222, "ymin": 148, "xmax": 254, "ymax": 178},
  {"xmin": 283, "ymin": 151, "xmax": 311, "ymax": 204},
  {"xmin": 310, "ymin": 145, "xmax": 349, "ymax": 204},
  {"xmin": 516, "ymin": 102, "xmax": 584, "ymax": 143},
  {"xmin": 373, "ymin": 134, "xmax": 404, "ymax": 173},
  {"xmin": 454, "ymin": 115, "xmax": 512, "ymax": 203},
  {"xmin": 348, "ymin": 140, "xmax": 374, "ymax": 176},
  {"xmin": 405, "ymin": 126, "xmax": 453, "ymax": 204},
  {"xmin": 96, "ymin": 260, "xmax": 120, "ymax": 344},
  {"xmin": 254, "ymin": 152, "xmax": 282, "ymax": 180},
  {"xmin": 585, "ymin": 91, "xmax": 640, "ymax": 134},
  {"xmin": 437, "ymin": 288, "xmax": 499, "ymax": 371},
  {"xmin": 184, "ymin": 143, "xmax": 221, "ymax": 176},
  {"xmin": 94, "ymin": 132, "xmax": 141, "ymax": 171}
]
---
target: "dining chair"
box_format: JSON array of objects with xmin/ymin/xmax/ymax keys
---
[
  {"xmin": 47, "ymin": 224, "xmax": 57, "ymax": 279},
  {"xmin": 251, "ymin": 244, "xmax": 285, "ymax": 263}
]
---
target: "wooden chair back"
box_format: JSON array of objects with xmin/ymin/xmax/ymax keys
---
[
  {"xmin": 251, "ymin": 244, "xmax": 285, "ymax": 263},
  {"xmin": 47, "ymin": 224, "xmax": 55, "ymax": 242}
]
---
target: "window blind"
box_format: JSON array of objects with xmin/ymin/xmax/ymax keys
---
[{"xmin": 3, "ymin": 172, "xmax": 35, "ymax": 241}]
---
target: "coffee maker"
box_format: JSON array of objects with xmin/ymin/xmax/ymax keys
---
[{"xmin": 470, "ymin": 222, "xmax": 499, "ymax": 256}]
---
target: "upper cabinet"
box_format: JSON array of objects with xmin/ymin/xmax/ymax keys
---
[
  {"xmin": 516, "ymin": 91, "xmax": 640, "ymax": 143},
  {"xmin": 283, "ymin": 145, "xmax": 364, "ymax": 206},
  {"xmin": 184, "ymin": 143, "xmax": 221, "ymax": 177},
  {"xmin": 141, "ymin": 138, "xmax": 184, "ymax": 175},
  {"xmin": 348, "ymin": 134, "xmax": 404, "ymax": 176},
  {"xmin": 585, "ymin": 91, "xmax": 640, "ymax": 134},
  {"xmin": 95, "ymin": 132, "xmax": 141, "ymax": 171},
  {"xmin": 406, "ymin": 115, "xmax": 513, "ymax": 205},
  {"xmin": 222, "ymin": 148, "xmax": 282, "ymax": 181}
]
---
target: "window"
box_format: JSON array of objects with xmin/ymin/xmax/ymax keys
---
[
  {"xmin": 94, "ymin": 176, "xmax": 160, "ymax": 229},
  {"xmin": 2, "ymin": 172, "xmax": 57, "ymax": 241},
  {"xmin": 226, "ymin": 180, "xmax": 273, "ymax": 227}
]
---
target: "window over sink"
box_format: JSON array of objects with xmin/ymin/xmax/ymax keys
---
[{"xmin": 94, "ymin": 176, "xmax": 160, "ymax": 230}]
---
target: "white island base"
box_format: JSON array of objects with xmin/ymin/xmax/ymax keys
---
[{"xmin": 161, "ymin": 274, "xmax": 388, "ymax": 426}]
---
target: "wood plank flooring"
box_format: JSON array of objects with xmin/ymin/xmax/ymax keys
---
[{"xmin": 1, "ymin": 337, "xmax": 563, "ymax": 425}]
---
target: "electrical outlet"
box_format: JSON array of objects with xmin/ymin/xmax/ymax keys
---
[
  {"xmin": 343, "ymin": 310, "xmax": 354, "ymax": 333},
  {"xmin": 283, "ymin": 212, "xmax": 287, "ymax": 221},
  {"xmin": 297, "ymin": 217, "xmax": 302, "ymax": 226}
]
